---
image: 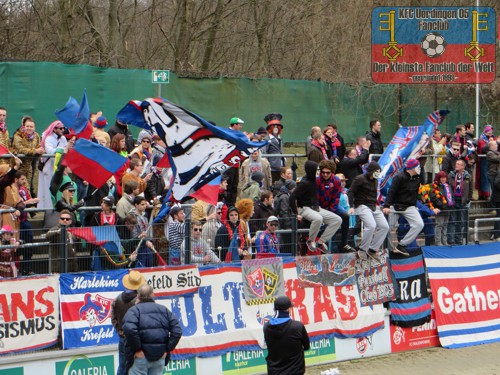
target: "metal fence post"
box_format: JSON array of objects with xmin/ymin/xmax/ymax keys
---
[
  {"xmin": 291, "ymin": 216, "xmax": 298, "ymax": 256},
  {"xmin": 184, "ymin": 219, "xmax": 191, "ymax": 265},
  {"xmin": 61, "ymin": 225, "xmax": 68, "ymax": 274}
]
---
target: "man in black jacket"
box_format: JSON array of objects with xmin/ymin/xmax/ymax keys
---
[
  {"xmin": 338, "ymin": 146, "xmax": 369, "ymax": 188},
  {"xmin": 290, "ymin": 160, "xmax": 342, "ymax": 253},
  {"xmin": 348, "ymin": 161, "xmax": 389, "ymax": 261},
  {"xmin": 383, "ymin": 159, "xmax": 424, "ymax": 256},
  {"xmin": 366, "ymin": 119, "xmax": 384, "ymax": 159},
  {"xmin": 123, "ymin": 284, "xmax": 182, "ymax": 374},
  {"xmin": 263, "ymin": 296, "xmax": 310, "ymax": 375},
  {"xmin": 111, "ymin": 271, "xmax": 146, "ymax": 375}
]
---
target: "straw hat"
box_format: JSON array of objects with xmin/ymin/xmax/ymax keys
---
[{"xmin": 122, "ymin": 271, "xmax": 146, "ymax": 290}]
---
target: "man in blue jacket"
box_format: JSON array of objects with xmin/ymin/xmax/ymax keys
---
[{"xmin": 123, "ymin": 284, "xmax": 182, "ymax": 375}]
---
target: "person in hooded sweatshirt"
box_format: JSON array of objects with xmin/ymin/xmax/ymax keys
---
[
  {"xmin": 290, "ymin": 160, "xmax": 342, "ymax": 253},
  {"xmin": 263, "ymin": 296, "xmax": 310, "ymax": 375}
]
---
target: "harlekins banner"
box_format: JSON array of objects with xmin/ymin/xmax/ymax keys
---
[
  {"xmin": 354, "ymin": 252, "xmax": 397, "ymax": 307},
  {"xmin": 59, "ymin": 270, "xmax": 128, "ymax": 349},
  {"xmin": 0, "ymin": 275, "xmax": 60, "ymax": 355},
  {"xmin": 389, "ymin": 249, "xmax": 432, "ymax": 327},
  {"xmin": 242, "ymin": 258, "xmax": 284, "ymax": 305},
  {"xmin": 423, "ymin": 244, "xmax": 500, "ymax": 348}
]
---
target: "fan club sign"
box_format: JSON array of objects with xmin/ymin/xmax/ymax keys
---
[{"xmin": 372, "ymin": 7, "xmax": 496, "ymax": 84}]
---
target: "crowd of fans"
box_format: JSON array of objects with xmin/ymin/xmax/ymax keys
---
[{"xmin": 0, "ymin": 105, "xmax": 497, "ymax": 277}]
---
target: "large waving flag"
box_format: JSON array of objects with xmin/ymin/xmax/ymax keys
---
[
  {"xmin": 116, "ymin": 98, "xmax": 266, "ymax": 204},
  {"xmin": 55, "ymin": 90, "xmax": 93, "ymax": 139},
  {"xmin": 69, "ymin": 226, "xmax": 122, "ymax": 256},
  {"xmin": 62, "ymin": 139, "xmax": 128, "ymax": 189},
  {"xmin": 378, "ymin": 110, "xmax": 449, "ymax": 199}
]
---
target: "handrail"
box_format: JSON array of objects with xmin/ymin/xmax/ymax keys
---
[{"xmin": 474, "ymin": 217, "xmax": 500, "ymax": 244}]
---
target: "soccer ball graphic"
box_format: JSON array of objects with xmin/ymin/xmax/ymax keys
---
[{"xmin": 421, "ymin": 33, "xmax": 446, "ymax": 58}]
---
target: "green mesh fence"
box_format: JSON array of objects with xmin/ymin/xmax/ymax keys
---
[{"xmin": 0, "ymin": 62, "xmax": 483, "ymax": 143}]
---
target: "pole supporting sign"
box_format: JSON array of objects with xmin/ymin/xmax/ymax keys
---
[{"xmin": 372, "ymin": 7, "xmax": 496, "ymax": 84}]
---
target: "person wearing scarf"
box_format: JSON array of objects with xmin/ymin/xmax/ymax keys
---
[
  {"xmin": 323, "ymin": 126, "xmax": 341, "ymax": 164},
  {"xmin": 476, "ymin": 125, "xmax": 494, "ymax": 199},
  {"xmin": 430, "ymin": 171, "xmax": 454, "ymax": 246},
  {"xmin": 307, "ymin": 132, "xmax": 329, "ymax": 163},
  {"xmin": 37, "ymin": 120, "xmax": 68, "ymax": 209},
  {"xmin": 12, "ymin": 116, "xmax": 44, "ymax": 195},
  {"xmin": 447, "ymin": 159, "xmax": 472, "ymax": 245},
  {"xmin": 214, "ymin": 206, "xmax": 249, "ymax": 261},
  {"xmin": 263, "ymin": 296, "xmax": 310, "ymax": 375},
  {"xmin": 130, "ymin": 135, "xmax": 153, "ymax": 162},
  {"xmin": 423, "ymin": 129, "xmax": 446, "ymax": 184},
  {"xmin": 0, "ymin": 107, "xmax": 11, "ymax": 166}
]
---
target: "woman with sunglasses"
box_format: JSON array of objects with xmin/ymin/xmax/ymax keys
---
[
  {"xmin": 130, "ymin": 135, "xmax": 153, "ymax": 162},
  {"xmin": 181, "ymin": 221, "xmax": 220, "ymax": 265},
  {"xmin": 38, "ymin": 120, "xmax": 68, "ymax": 209}
]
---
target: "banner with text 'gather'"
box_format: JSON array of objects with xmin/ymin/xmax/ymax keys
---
[{"xmin": 423, "ymin": 244, "xmax": 500, "ymax": 348}]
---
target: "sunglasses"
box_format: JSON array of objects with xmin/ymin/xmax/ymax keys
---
[
  {"xmin": 452, "ymin": 148, "xmax": 460, "ymax": 151},
  {"xmin": 193, "ymin": 228, "xmax": 202, "ymax": 232},
  {"xmin": 269, "ymin": 222, "xmax": 278, "ymax": 227},
  {"xmin": 216, "ymin": 211, "xmax": 222, "ymax": 215},
  {"xmin": 55, "ymin": 127, "xmax": 64, "ymax": 130},
  {"xmin": 60, "ymin": 217, "xmax": 72, "ymax": 221},
  {"xmin": 321, "ymin": 171, "xmax": 332, "ymax": 174},
  {"xmin": 68, "ymin": 189, "xmax": 75, "ymax": 193},
  {"xmin": 142, "ymin": 140, "xmax": 151, "ymax": 143}
]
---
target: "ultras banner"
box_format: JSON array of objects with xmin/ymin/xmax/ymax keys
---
[
  {"xmin": 0, "ymin": 275, "xmax": 60, "ymax": 355},
  {"xmin": 161, "ymin": 260, "xmax": 385, "ymax": 359}
]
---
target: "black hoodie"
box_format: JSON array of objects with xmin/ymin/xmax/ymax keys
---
[
  {"xmin": 290, "ymin": 161, "xmax": 319, "ymax": 214},
  {"xmin": 263, "ymin": 311, "xmax": 310, "ymax": 375}
]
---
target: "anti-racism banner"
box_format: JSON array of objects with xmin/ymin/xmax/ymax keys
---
[
  {"xmin": 161, "ymin": 261, "xmax": 385, "ymax": 359},
  {"xmin": 389, "ymin": 250, "xmax": 432, "ymax": 327},
  {"xmin": 242, "ymin": 258, "xmax": 284, "ymax": 305},
  {"xmin": 0, "ymin": 275, "xmax": 60, "ymax": 355},
  {"xmin": 355, "ymin": 252, "xmax": 397, "ymax": 307},
  {"xmin": 135, "ymin": 265, "xmax": 201, "ymax": 297},
  {"xmin": 372, "ymin": 7, "xmax": 496, "ymax": 84},
  {"xmin": 296, "ymin": 254, "xmax": 356, "ymax": 287},
  {"xmin": 59, "ymin": 270, "xmax": 128, "ymax": 349},
  {"xmin": 423, "ymin": 244, "xmax": 500, "ymax": 348}
]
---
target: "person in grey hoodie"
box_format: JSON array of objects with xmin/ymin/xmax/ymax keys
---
[{"xmin": 263, "ymin": 296, "xmax": 310, "ymax": 375}]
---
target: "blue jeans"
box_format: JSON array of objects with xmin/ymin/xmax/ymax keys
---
[
  {"xmin": 128, "ymin": 356, "xmax": 165, "ymax": 375},
  {"xmin": 447, "ymin": 201, "xmax": 467, "ymax": 245},
  {"xmin": 117, "ymin": 335, "xmax": 127, "ymax": 375}
]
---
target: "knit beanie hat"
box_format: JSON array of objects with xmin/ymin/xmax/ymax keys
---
[
  {"xmin": 366, "ymin": 161, "xmax": 381, "ymax": 175},
  {"xmin": 251, "ymin": 171, "xmax": 265, "ymax": 183},
  {"xmin": 405, "ymin": 158, "xmax": 419, "ymax": 170},
  {"xmin": 284, "ymin": 179, "xmax": 296, "ymax": 190},
  {"xmin": 95, "ymin": 116, "xmax": 108, "ymax": 128}
]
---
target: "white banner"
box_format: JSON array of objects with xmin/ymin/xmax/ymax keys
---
[{"xmin": 0, "ymin": 275, "xmax": 60, "ymax": 355}]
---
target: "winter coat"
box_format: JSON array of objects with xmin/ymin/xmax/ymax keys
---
[
  {"xmin": 365, "ymin": 130, "xmax": 384, "ymax": 156},
  {"xmin": 123, "ymin": 299, "xmax": 182, "ymax": 370},
  {"xmin": 347, "ymin": 173, "xmax": 378, "ymax": 211},
  {"xmin": 290, "ymin": 161, "xmax": 319, "ymax": 214},
  {"xmin": 448, "ymin": 170, "xmax": 472, "ymax": 205},
  {"xmin": 384, "ymin": 170, "xmax": 421, "ymax": 210},
  {"xmin": 338, "ymin": 150, "xmax": 369, "ymax": 188}
]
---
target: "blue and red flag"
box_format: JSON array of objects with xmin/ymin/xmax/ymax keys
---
[
  {"xmin": 190, "ymin": 175, "xmax": 221, "ymax": 205},
  {"xmin": 68, "ymin": 226, "xmax": 122, "ymax": 256},
  {"xmin": 378, "ymin": 110, "xmax": 448, "ymax": 200},
  {"xmin": 55, "ymin": 90, "xmax": 93, "ymax": 139},
  {"xmin": 117, "ymin": 97, "xmax": 266, "ymax": 222},
  {"xmin": 62, "ymin": 139, "xmax": 128, "ymax": 189}
]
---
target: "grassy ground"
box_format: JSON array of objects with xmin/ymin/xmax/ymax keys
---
[{"xmin": 283, "ymin": 144, "xmax": 308, "ymax": 178}]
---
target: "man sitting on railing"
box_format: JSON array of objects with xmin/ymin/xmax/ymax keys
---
[{"xmin": 383, "ymin": 159, "xmax": 424, "ymax": 256}]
